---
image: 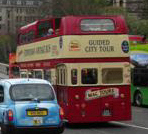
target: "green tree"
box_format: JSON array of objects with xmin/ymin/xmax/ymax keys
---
[
  {"xmin": 140, "ymin": 0, "xmax": 148, "ymax": 19},
  {"xmin": 52, "ymin": 0, "xmax": 112, "ymax": 17},
  {"xmin": 125, "ymin": 13, "xmax": 148, "ymax": 35},
  {"xmin": 39, "ymin": 0, "xmax": 124, "ymax": 17},
  {"xmin": 0, "ymin": 34, "xmax": 17, "ymax": 63},
  {"xmin": 38, "ymin": 0, "xmax": 53, "ymax": 19},
  {"xmin": 135, "ymin": 20, "xmax": 148, "ymax": 35},
  {"xmin": 38, "ymin": 0, "xmax": 148, "ymax": 35}
]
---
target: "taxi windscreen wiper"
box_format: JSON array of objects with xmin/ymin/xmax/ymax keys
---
[{"xmin": 18, "ymin": 97, "xmax": 34, "ymax": 101}]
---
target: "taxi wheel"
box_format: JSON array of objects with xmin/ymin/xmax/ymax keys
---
[
  {"xmin": 54, "ymin": 125, "xmax": 65, "ymax": 134},
  {"xmin": 1, "ymin": 124, "xmax": 9, "ymax": 134},
  {"xmin": 1, "ymin": 124, "xmax": 16, "ymax": 134}
]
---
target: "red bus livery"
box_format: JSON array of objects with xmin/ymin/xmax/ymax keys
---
[
  {"xmin": 9, "ymin": 53, "xmax": 20, "ymax": 78},
  {"xmin": 11, "ymin": 15, "xmax": 131, "ymax": 123}
]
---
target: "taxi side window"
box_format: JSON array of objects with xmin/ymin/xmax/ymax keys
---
[{"xmin": 0, "ymin": 85, "xmax": 4, "ymax": 103}]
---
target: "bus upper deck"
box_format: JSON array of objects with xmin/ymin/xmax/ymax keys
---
[
  {"xmin": 16, "ymin": 15, "xmax": 130, "ymax": 65},
  {"xmin": 18, "ymin": 15, "xmax": 128, "ymax": 40}
]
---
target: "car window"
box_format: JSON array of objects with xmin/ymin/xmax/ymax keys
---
[{"xmin": 10, "ymin": 84, "xmax": 55, "ymax": 101}]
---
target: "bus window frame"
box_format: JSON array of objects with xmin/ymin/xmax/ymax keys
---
[
  {"xmin": 44, "ymin": 69, "xmax": 51, "ymax": 82},
  {"xmin": 81, "ymin": 68, "xmax": 98, "ymax": 85},
  {"xmin": 20, "ymin": 69, "xmax": 28, "ymax": 78},
  {"xmin": 44, "ymin": 69, "xmax": 56, "ymax": 85},
  {"xmin": 68, "ymin": 63, "xmax": 99, "ymax": 86},
  {"xmin": 18, "ymin": 18, "xmax": 60, "ymax": 45},
  {"xmin": 71, "ymin": 69, "xmax": 78, "ymax": 85},
  {"xmin": 27, "ymin": 70, "xmax": 34, "ymax": 78},
  {"xmin": 100, "ymin": 63, "xmax": 128, "ymax": 85},
  {"xmin": 19, "ymin": 30, "xmax": 35, "ymax": 45},
  {"xmin": 56, "ymin": 64, "xmax": 67, "ymax": 86},
  {"xmin": 65, "ymin": 63, "xmax": 129, "ymax": 86},
  {"xmin": 37, "ymin": 19, "xmax": 55, "ymax": 38},
  {"xmin": 33, "ymin": 69, "xmax": 44, "ymax": 79},
  {"xmin": 102, "ymin": 68, "xmax": 123, "ymax": 84}
]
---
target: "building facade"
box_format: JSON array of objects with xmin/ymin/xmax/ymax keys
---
[
  {"xmin": 0, "ymin": 0, "xmax": 44, "ymax": 34},
  {"xmin": 113, "ymin": 0, "xmax": 145, "ymax": 18}
]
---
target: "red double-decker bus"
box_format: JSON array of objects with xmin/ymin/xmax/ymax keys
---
[{"xmin": 12, "ymin": 15, "xmax": 131, "ymax": 123}]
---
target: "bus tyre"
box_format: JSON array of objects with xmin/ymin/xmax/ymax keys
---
[{"xmin": 134, "ymin": 92, "xmax": 143, "ymax": 106}]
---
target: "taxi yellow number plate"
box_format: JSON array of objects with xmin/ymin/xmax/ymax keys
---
[{"xmin": 27, "ymin": 111, "xmax": 47, "ymax": 116}]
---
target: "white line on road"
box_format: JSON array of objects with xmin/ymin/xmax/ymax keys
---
[{"xmin": 112, "ymin": 121, "xmax": 148, "ymax": 130}]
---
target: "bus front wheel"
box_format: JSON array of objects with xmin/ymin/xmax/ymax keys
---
[{"xmin": 134, "ymin": 92, "xmax": 143, "ymax": 106}]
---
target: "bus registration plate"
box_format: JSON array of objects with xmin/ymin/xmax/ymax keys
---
[{"xmin": 102, "ymin": 109, "xmax": 111, "ymax": 116}]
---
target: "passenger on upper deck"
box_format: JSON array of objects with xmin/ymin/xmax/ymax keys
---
[
  {"xmin": 47, "ymin": 28, "xmax": 54, "ymax": 36},
  {"xmin": 41, "ymin": 28, "xmax": 54, "ymax": 37}
]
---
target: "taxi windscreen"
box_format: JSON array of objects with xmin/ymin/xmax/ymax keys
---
[{"xmin": 10, "ymin": 84, "xmax": 55, "ymax": 101}]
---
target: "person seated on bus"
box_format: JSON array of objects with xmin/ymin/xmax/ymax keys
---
[
  {"xmin": 82, "ymin": 70, "xmax": 91, "ymax": 84},
  {"xmin": 46, "ymin": 28, "xmax": 54, "ymax": 36}
]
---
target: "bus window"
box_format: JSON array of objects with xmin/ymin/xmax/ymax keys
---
[
  {"xmin": 34, "ymin": 70, "xmax": 42, "ymax": 79},
  {"xmin": 102, "ymin": 68, "xmax": 123, "ymax": 84},
  {"xmin": 38, "ymin": 21, "xmax": 53, "ymax": 37},
  {"xmin": 28, "ymin": 31, "xmax": 35, "ymax": 42},
  {"xmin": 11, "ymin": 66, "xmax": 20, "ymax": 78},
  {"xmin": 81, "ymin": 19, "xmax": 115, "ymax": 32},
  {"xmin": 28, "ymin": 70, "xmax": 34, "ymax": 78},
  {"xmin": 81, "ymin": 68, "xmax": 97, "ymax": 84},
  {"xmin": 20, "ymin": 71, "xmax": 27, "ymax": 78},
  {"xmin": 44, "ymin": 69, "xmax": 51, "ymax": 82},
  {"xmin": 71, "ymin": 69, "xmax": 77, "ymax": 85},
  {"xmin": 57, "ymin": 67, "xmax": 66, "ymax": 85}
]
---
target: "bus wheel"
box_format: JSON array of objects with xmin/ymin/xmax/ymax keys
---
[{"xmin": 134, "ymin": 92, "xmax": 143, "ymax": 106}]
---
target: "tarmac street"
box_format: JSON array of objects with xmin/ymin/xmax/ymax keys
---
[{"xmin": 63, "ymin": 106, "xmax": 148, "ymax": 134}]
